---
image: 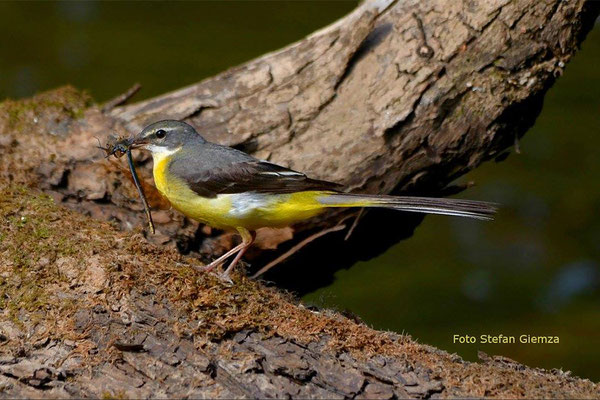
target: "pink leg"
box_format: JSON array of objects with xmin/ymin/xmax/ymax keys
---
[
  {"xmin": 199, "ymin": 242, "xmax": 245, "ymax": 273},
  {"xmin": 222, "ymin": 228, "xmax": 256, "ymax": 278}
]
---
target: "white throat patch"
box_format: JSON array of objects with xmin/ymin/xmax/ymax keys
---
[{"xmin": 145, "ymin": 145, "xmax": 180, "ymax": 158}]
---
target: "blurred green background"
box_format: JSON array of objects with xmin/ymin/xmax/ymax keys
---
[{"xmin": 1, "ymin": 1, "xmax": 599, "ymax": 381}]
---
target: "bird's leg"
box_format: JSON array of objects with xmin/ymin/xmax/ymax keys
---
[
  {"xmin": 221, "ymin": 228, "xmax": 256, "ymax": 279},
  {"xmin": 200, "ymin": 242, "xmax": 245, "ymax": 273}
]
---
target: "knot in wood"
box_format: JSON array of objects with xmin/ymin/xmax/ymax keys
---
[{"xmin": 417, "ymin": 44, "xmax": 434, "ymax": 58}]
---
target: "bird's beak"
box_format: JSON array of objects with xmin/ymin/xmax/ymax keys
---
[{"xmin": 129, "ymin": 133, "xmax": 149, "ymax": 149}]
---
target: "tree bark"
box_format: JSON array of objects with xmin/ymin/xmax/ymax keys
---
[{"xmin": 1, "ymin": 0, "xmax": 599, "ymax": 397}]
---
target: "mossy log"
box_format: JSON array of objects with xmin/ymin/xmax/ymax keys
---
[
  {"xmin": 0, "ymin": 186, "xmax": 598, "ymax": 398},
  {"xmin": 1, "ymin": 0, "xmax": 599, "ymax": 398}
]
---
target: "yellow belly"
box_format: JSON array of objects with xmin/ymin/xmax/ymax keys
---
[{"xmin": 152, "ymin": 153, "xmax": 327, "ymax": 230}]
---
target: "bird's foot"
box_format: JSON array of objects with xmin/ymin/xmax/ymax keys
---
[
  {"xmin": 217, "ymin": 260, "xmax": 250, "ymax": 284},
  {"xmin": 190, "ymin": 261, "xmax": 235, "ymax": 285},
  {"xmin": 195, "ymin": 260, "xmax": 222, "ymax": 273},
  {"xmin": 217, "ymin": 271, "xmax": 234, "ymax": 285}
]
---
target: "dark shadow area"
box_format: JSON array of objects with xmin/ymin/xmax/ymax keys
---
[{"xmin": 251, "ymin": 207, "xmax": 424, "ymax": 296}]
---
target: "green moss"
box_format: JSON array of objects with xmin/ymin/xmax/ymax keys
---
[
  {"xmin": 34, "ymin": 226, "xmax": 50, "ymax": 239},
  {"xmin": 101, "ymin": 391, "xmax": 127, "ymax": 400},
  {"xmin": 0, "ymin": 183, "xmax": 407, "ymax": 355},
  {"xmin": 0, "ymin": 85, "xmax": 93, "ymax": 131},
  {"xmin": 56, "ymin": 236, "xmax": 79, "ymax": 257},
  {"xmin": 0, "ymin": 187, "xmax": 67, "ymax": 325}
]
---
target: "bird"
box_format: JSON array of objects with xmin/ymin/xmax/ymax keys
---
[{"xmin": 128, "ymin": 120, "xmax": 497, "ymax": 278}]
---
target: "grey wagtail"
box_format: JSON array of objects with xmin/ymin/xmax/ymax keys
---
[{"xmin": 127, "ymin": 120, "xmax": 497, "ymax": 278}]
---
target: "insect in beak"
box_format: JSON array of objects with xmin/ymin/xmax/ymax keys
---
[{"xmin": 97, "ymin": 134, "xmax": 133, "ymax": 158}]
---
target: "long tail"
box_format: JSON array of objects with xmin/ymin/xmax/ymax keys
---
[{"xmin": 317, "ymin": 193, "xmax": 498, "ymax": 220}]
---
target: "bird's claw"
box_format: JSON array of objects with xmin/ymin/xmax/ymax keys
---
[
  {"xmin": 217, "ymin": 272, "xmax": 234, "ymax": 286},
  {"xmin": 190, "ymin": 262, "xmax": 235, "ymax": 285},
  {"xmin": 196, "ymin": 261, "xmax": 221, "ymax": 273}
]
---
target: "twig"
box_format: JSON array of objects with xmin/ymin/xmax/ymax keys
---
[
  {"xmin": 126, "ymin": 149, "xmax": 155, "ymax": 234},
  {"xmin": 250, "ymin": 224, "xmax": 346, "ymax": 279},
  {"xmin": 412, "ymin": 13, "xmax": 434, "ymax": 58},
  {"xmin": 101, "ymin": 83, "xmax": 142, "ymax": 113},
  {"xmin": 344, "ymin": 208, "xmax": 365, "ymax": 241}
]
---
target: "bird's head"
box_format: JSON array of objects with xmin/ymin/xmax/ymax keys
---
[{"xmin": 131, "ymin": 120, "xmax": 205, "ymax": 155}]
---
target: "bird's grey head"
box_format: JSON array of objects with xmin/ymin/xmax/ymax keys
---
[{"xmin": 132, "ymin": 120, "xmax": 205, "ymax": 154}]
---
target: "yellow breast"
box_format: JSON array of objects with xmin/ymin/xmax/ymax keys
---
[
  {"xmin": 152, "ymin": 150, "xmax": 234, "ymax": 229},
  {"xmin": 151, "ymin": 150, "xmax": 328, "ymax": 231}
]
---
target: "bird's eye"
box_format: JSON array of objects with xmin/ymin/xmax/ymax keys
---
[{"xmin": 155, "ymin": 129, "xmax": 166, "ymax": 139}]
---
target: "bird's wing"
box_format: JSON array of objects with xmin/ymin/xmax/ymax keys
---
[{"xmin": 169, "ymin": 148, "xmax": 342, "ymax": 198}]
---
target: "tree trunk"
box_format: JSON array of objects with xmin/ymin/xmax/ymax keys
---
[{"xmin": 0, "ymin": 0, "xmax": 599, "ymax": 397}]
